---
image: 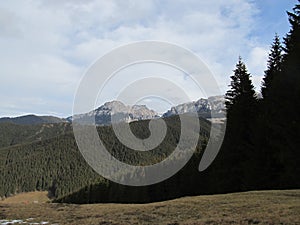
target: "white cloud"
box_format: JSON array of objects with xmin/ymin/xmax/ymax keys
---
[
  {"xmin": 247, "ymin": 46, "xmax": 269, "ymax": 90},
  {"xmin": 0, "ymin": 0, "xmax": 272, "ymax": 117},
  {"xmin": 248, "ymin": 47, "xmax": 269, "ymax": 75}
]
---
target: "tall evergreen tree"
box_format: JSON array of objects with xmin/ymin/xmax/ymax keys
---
[
  {"xmin": 225, "ymin": 57, "xmax": 257, "ymax": 114},
  {"xmin": 260, "ymin": 1, "xmax": 300, "ymax": 189},
  {"xmin": 283, "ymin": 1, "xmax": 300, "ymax": 58},
  {"xmin": 258, "ymin": 36, "xmax": 283, "ymax": 185},
  {"xmin": 255, "ymin": 35, "xmax": 284, "ymax": 188},
  {"xmin": 261, "ymin": 34, "xmax": 283, "ymax": 99},
  {"xmin": 215, "ymin": 57, "xmax": 258, "ymax": 191}
]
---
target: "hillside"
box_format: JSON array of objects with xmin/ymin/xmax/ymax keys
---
[
  {"xmin": 0, "ymin": 115, "xmax": 66, "ymax": 125},
  {"xmin": 1, "ymin": 190, "xmax": 299, "ymax": 225},
  {"xmin": 0, "ymin": 115, "xmax": 211, "ymax": 202},
  {"xmin": 0, "ymin": 132, "xmax": 104, "ymax": 199},
  {"xmin": 0, "ymin": 122, "xmax": 71, "ymax": 148}
]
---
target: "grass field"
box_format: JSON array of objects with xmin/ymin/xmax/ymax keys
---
[
  {"xmin": 1, "ymin": 191, "xmax": 50, "ymax": 204},
  {"xmin": 1, "ymin": 190, "xmax": 299, "ymax": 225}
]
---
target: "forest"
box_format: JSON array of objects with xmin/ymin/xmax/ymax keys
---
[{"xmin": 0, "ymin": 115, "xmax": 210, "ymax": 201}]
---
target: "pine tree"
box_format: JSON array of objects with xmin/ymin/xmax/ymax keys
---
[
  {"xmin": 261, "ymin": 34, "xmax": 283, "ymax": 99},
  {"xmin": 280, "ymin": 1, "xmax": 300, "ymax": 97},
  {"xmin": 271, "ymin": 1, "xmax": 300, "ymax": 187},
  {"xmin": 269, "ymin": 1, "xmax": 300, "ymax": 142},
  {"xmin": 259, "ymin": 1, "xmax": 300, "ymax": 189},
  {"xmin": 215, "ymin": 57, "xmax": 258, "ymax": 191},
  {"xmin": 283, "ymin": 1, "xmax": 300, "ymax": 57},
  {"xmin": 225, "ymin": 57, "xmax": 257, "ymax": 114},
  {"xmin": 256, "ymin": 35, "xmax": 284, "ymax": 188}
]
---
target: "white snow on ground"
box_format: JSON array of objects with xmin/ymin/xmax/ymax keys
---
[{"xmin": 0, "ymin": 219, "xmax": 56, "ymax": 225}]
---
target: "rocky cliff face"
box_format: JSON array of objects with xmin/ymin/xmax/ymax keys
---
[
  {"xmin": 163, "ymin": 96, "xmax": 225, "ymax": 118},
  {"xmin": 71, "ymin": 101, "xmax": 158, "ymax": 125},
  {"xmin": 1, "ymin": 96, "xmax": 225, "ymax": 126},
  {"xmin": 69, "ymin": 96, "xmax": 225, "ymax": 125}
]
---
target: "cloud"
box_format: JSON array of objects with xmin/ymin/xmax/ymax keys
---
[
  {"xmin": 247, "ymin": 46, "xmax": 269, "ymax": 90},
  {"xmin": 0, "ymin": 0, "xmax": 279, "ymax": 116}
]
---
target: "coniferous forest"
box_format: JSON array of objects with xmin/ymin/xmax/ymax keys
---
[{"xmin": 0, "ymin": 1, "xmax": 299, "ymax": 204}]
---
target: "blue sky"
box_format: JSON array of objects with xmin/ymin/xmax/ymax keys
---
[
  {"xmin": 0, "ymin": 0, "xmax": 298, "ymax": 117},
  {"xmin": 253, "ymin": 0, "xmax": 296, "ymax": 41}
]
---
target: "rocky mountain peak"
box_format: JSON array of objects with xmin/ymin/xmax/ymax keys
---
[
  {"xmin": 163, "ymin": 95, "xmax": 225, "ymax": 118},
  {"xmin": 72, "ymin": 101, "xmax": 159, "ymax": 125}
]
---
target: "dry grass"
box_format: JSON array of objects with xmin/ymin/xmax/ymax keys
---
[
  {"xmin": 1, "ymin": 190, "xmax": 299, "ymax": 225},
  {"xmin": 1, "ymin": 191, "xmax": 49, "ymax": 204}
]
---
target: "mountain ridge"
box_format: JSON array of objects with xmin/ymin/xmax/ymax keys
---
[
  {"xmin": 163, "ymin": 96, "xmax": 225, "ymax": 118},
  {"xmin": 69, "ymin": 100, "xmax": 159, "ymax": 125},
  {"xmin": 1, "ymin": 95, "xmax": 226, "ymax": 126},
  {"xmin": 0, "ymin": 114, "xmax": 67, "ymax": 125}
]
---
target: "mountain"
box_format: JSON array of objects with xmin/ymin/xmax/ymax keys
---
[
  {"xmin": 0, "ymin": 97, "xmax": 224, "ymax": 126},
  {"xmin": 163, "ymin": 95, "xmax": 225, "ymax": 118},
  {"xmin": 0, "ymin": 114, "xmax": 211, "ymax": 201},
  {"xmin": 69, "ymin": 100, "xmax": 159, "ymax": 125},
  {"xmin": 0, "ymin": 114, "xmax": 66, "ymax": 125},
  {"xmin": 0, "ymin": 122, "xmax": 71, "ymax": 148},
  {"xmin": 70, "ymin": 96, "xmax": 225, "ymax": 126}
]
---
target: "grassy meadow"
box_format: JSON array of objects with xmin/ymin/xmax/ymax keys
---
[{"xmin": 1, "ymin": 189, "xmax": 299, "ymax": 225}]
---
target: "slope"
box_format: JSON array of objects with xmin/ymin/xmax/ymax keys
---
[
  {"xmin": 0, "ymin": 122, "xmax": 71, "ymax": 148},
  {"xmin": 0, "ymin": 115, "xmax": 211, "ymax": 202},
  {"xmin": 1, "ymin": 190, "xmax": 299, "ymax": 225},
  {"xmin": 0, "ymin": 115, "xmax": 66, "ymax": 125}
]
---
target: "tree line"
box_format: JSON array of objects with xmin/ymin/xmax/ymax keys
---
[{"xmin": 208, "ymin": 1, "xmax": 300, "ymax": 193}]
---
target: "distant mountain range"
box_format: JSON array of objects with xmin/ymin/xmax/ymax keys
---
[
  {"xmin": 163, "ymin": 96, "xmax": 225, "ymax": 118},
  {"xmin": 0, "ymin": 114, "xmax": 66, "ymax": 125},
  {"xmin": 0, "ymin": 96, "xmax": 225, "ymax": 125},
  {"xmin": 0, "ymin": 96, "xmax": 223, "ymax": 203},
  {"xmin": 68, "ymin": 100, "xmax": 159, "ymax": 125}
]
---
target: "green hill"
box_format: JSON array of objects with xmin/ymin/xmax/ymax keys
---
[
  {"xmin": 0, "ymin": 114, "xmax": 66, "ymax": 125},
  {"xmin": 0, "ymin": 122, "xmax": 71, "ymax": 148},
  {"xmin": 0, "ymin": 132, "xmax": 104, "ymax": 199},
  {"xmin": 0, "ymin": 115, "xmax": 211, "ymax": 202}
]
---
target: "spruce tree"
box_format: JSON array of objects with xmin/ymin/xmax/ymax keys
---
[
  {"xmin": 225, "ymin": 57, "xmax": 257, "ymax": 115},
  {"xmin": 283, "ymin": 1, "xmax": 300, "ymax": 58},
  {"xmin": 261, "ymin": 34, "xmax": 283, "ymax": 99},
  {"xmin": 258, "ymin": 36, "xmax": 283, "ymax": 186},
  {"xmin": 257, "ymin": 1, "xmax": 300, "ymax": 190},
  {"xmin": 265, "ymin": 1, "xmax": 300, "ymax": 188},
  {"xmin": 256, "ymin": 34, "xmax": 284, "ymax": 188},
  {"xmin": 216, "ymin": 57, "xmax": 258, "ymax": 191}
]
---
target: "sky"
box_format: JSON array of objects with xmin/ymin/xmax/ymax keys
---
[{"xmin": 0, "ymin": 0, "xmax": 298, "ymax": 117}]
